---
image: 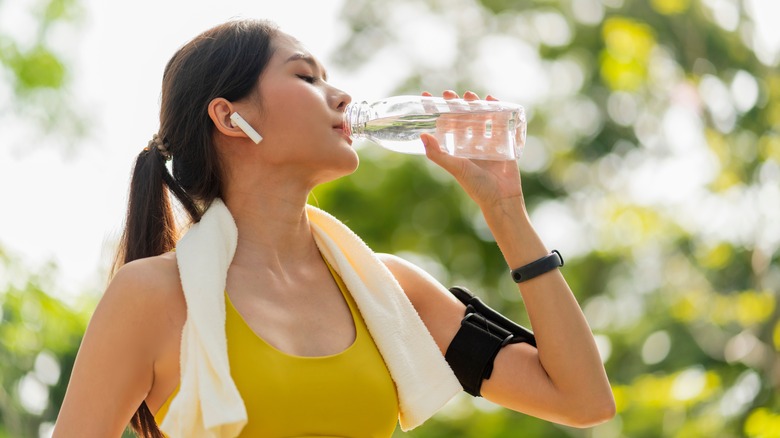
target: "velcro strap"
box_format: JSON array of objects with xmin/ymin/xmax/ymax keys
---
[
  {"xmin": 449, "ymin": 286, "xmax": 536, "ymax": 347},
  {"xmin": 444, "ymin": 305, "xmax": 514, "ymax": 397}
]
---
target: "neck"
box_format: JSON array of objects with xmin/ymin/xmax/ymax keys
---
[{"xmin": 222, "ymin": 182, "xmax": 320, "ymax": 276}]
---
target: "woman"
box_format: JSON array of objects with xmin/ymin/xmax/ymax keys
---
[{"xmin": 54, "ymin": 19, "xmax": 614, "ymax": 437}]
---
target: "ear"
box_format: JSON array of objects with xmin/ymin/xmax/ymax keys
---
[{"xmin": 208, "ymin": 97, "xmax": 247, "ymax": 140}]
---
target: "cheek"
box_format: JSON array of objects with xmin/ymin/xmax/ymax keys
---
[{"xmin": 260, "ymin": 85, "xmax": 321, "ymax": 135}]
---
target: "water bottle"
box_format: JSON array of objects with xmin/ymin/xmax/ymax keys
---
[{"xmin": 343, "ymin": 95, "xmax": 526, "ymax": 161}]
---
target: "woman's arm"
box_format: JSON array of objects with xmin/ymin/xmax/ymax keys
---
[
  {"xmin": 382, "ymin": 251, "xmax": 614, "ymax": 428},
  {"xmin": 381, "ymin": 90, "xmax": 615, "ymax": 428},
  {"xmin": 53, "ymin": 254, "xmax": 182, "ymax": 437}
]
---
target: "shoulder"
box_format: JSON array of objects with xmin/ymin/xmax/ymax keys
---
[
  {"xmin": 99, "ymin": 252, "xmax": 186, "ymax": 345},
  {"xmin": 108, "ymin": 252, "xmax": 183, "ymax": 306},
  {"xmin": 86, "ymin": 252, "xmax": 186, "ymax": 370},
  {"xmin": 377, "ymin": 253, "xmax": 464, "ymax": 353},
  {"xmin": 53, "ymin": 252, "xmax": 184, "ymax": 436},
  {"xmin": 111, "ymin": 251, "xmax": 181, "ymax": 293},
  {"xmin": 377, "ymin": 253, "xmax": 460, "ymax": 308}
]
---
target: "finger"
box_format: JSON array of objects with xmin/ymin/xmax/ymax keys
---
[
  {"xmin": 459, "ymin": 92, "xmax": 486, "ymax": 143},
  {"xmin": 439, "ymin": 89, "xmax": 467, "ymax": 117},
  {"xmin": 421, "ymin": 133, "xmax": 446, "ymax": 159},
  {"xmin": 442, "ymin": 90, "xmax": 468, "ymax": 111},
  {"xmin": 421, "ymin": 133, "xmax": 454, "ymax": 165},
  {"xmin": 421, "ymin": 133, "xmax": 468, "ymax": 179},
  {"xmin": 463, "ymin": 91, "xmax": 480, "ymax": 101},
  {"xmin": 421, "ymin": 92, "xmax": 439, "ymax": 116},
  {"xmin": 462, "ymin": 91, "xmax": 485, "ymax": 141}
]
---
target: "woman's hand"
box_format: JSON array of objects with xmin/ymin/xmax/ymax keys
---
[
  {"xmin": 420, "ymin": 90, "xmax": 525, "ymax": 211},
  {"xmin": 418, "ymin": 91, "xmax": 615, "ymax": 426}
]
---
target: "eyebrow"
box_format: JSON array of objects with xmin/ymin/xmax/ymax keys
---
[{"xmin": 285, "ymin": 53, "xmax": 328, "ymax": 81}]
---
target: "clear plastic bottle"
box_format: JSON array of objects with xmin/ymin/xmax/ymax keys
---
[{"xmin": 343, "ymin": 95, "xmax": 526, "ymax": 161}]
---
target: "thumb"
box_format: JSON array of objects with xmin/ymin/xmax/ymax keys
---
[
  {"xmin": 421, "ymin": 133, "xmax": 447, "ymax": 161},
  {"xmin": 421, "ymin": 133, "xmax": 466, "ymax": 177}
]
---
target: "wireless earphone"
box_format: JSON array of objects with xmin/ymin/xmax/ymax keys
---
[{"xmin": 230, "ymin": 112, "xmax": 263, "ymax": 144}]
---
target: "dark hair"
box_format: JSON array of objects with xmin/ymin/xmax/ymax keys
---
[{"xmin": 113, "ymin": 19, "xmax": 278, "ymax": 438}]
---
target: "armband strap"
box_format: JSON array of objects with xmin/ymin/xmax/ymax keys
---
[
  {"xmin": 444, "ymin": 286, "xmax": 537, "ymax": 397},
  {"xmin": 449, "ymin": 286, "xmax": 536, "ymax": 347}
]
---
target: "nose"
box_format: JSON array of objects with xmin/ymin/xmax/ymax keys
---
[{"xmin": 330, "ymin": 85, "xmax": 352, "ymax": 112}]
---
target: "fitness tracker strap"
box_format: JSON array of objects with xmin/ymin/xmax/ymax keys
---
[{"xmin": 510, "ymin": 250, "xmax": 564, "ymax": 283}]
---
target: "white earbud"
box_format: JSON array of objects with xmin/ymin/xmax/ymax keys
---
[{"xmin": 230, "ymin": 112, "xmax": 263, "ymax": 144}]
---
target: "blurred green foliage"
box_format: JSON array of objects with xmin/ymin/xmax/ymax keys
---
[
  {"xmin": 0, "ymin": 249, "xmax": 89, "ymax": 437},
  {"xmin": 0, "ymin": 0, "xmax": 86, "ymax": 147},
  {"xmin": 324, "ymin": 0, "xmax": 780, "ymax": 437},
  {"xmin": 1, "ymin": 0, "xmax": 90, "ymax": 436},
  {"xmin": 0, "ymin": 0, "xmax": 79, "ymax": 92},
  {"xmin": 2, "ymin": 0, "xmax": 779, "ymax": 437}
]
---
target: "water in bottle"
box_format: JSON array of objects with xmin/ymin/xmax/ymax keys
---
[{"xmin": 343, "ymin": 95, "xmax": 526, "ymax": 161}]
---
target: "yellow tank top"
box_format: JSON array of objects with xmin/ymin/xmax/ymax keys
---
[{"xmin": 155, "ymin": 262, "xmax": 399, "ymax": 437}]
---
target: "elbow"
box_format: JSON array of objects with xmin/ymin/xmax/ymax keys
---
[{"xmin": 565, "ymin": 392, "xmax": 617, "ymax": 428}]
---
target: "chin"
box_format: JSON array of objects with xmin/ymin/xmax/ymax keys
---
[
  {"xmin": 315, "ymin": 150, "xmax": 359, "ymax": 185},
  {"xmin": 334, "ymin": 146, "xmax": 360, "ymax": 172},
  {"xmin": 336, "ymin": 152, "xmax": 360, "ymax": 178}
]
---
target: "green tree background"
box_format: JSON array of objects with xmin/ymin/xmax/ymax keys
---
[
  {"xmin": 2, "ymin": 0, "xmax": 779, "ymax": 437},
  {"xmin": 1, "ymin": 0, "xmax": 90, "ymax": 436}
]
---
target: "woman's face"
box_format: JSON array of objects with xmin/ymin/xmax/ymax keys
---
[{"xmin": 235, "ymin": 32, "xmax": 357, "ymax": 182}]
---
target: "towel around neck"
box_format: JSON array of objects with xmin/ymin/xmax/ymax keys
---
[{"xmin": 160, "ymin": 199, "xmax": 461, "ymax": 437}]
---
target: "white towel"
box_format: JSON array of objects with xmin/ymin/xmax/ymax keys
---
[{"xmin": 160, "ymin": 199, "xmax": 461, "ymax": 437}]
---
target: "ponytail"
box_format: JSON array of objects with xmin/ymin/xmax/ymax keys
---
[
  {"xmin": 113, "ymin": 146, "xmax": 201, "ymax": 275},
  {"xmin": 114, "ymin": 148, "xmax": 177, "ymax": 271},
  {"xmin": 111, "ymin": 19, "xmax": 279, "ymax": 437},
  {"xmin": 113, "ymin": 146, "xmax": 193, "ymax": 438}
]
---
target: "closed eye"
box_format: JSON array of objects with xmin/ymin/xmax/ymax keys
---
[{"xmin": 297, "ymin": 75, "xmax": 317, "ymax": 84}]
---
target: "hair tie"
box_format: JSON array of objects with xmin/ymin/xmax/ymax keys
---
[{"xmin": 145, "ymin": 133, "xmax": 172, "ymax": 161}]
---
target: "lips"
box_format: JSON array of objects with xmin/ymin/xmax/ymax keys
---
[{"xmin": 333, "ymin": 124, "xmax": 352, "ymax": 145}]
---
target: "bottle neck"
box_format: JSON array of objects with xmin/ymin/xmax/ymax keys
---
[{"xmin": 343, "ymin": 101, "xmax": 370, "ymax": 139}]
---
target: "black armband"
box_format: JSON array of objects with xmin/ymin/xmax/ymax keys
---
[{"xmin": 444, "ymin": 286, "xmax": 536, "ymax": 397}]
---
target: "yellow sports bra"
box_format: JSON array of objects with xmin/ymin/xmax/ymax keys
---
[{"xmin": 155, "ymin": 262, "xmax": 399, "ymax": 437}]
